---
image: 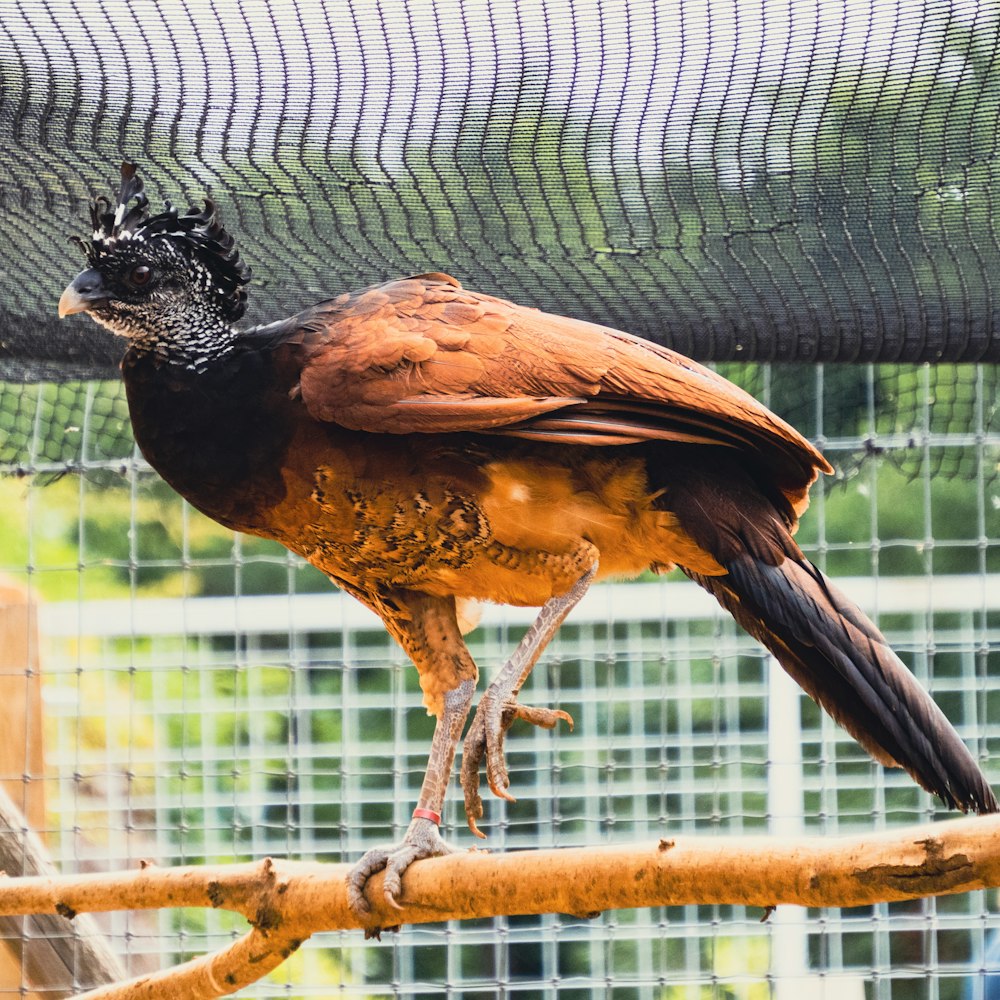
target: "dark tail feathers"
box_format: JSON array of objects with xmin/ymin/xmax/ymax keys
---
[{"xmin": 687, "ymin": 555, "xmax": 997, "ymax": 815}]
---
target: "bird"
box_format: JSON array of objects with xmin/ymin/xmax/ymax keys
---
[{"xmin": 60, "ymin": 163, "xmax": 997, "ymax": 923}]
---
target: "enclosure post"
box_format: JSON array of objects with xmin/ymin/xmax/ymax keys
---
[
  {"xmin": 767, "ymin": 658, "xmax": 866, "ymax": 999},
  {"xmin": 0, "ymin": 577, "xmax": 45, "ymax": 831},
  {"xmin": 0, "ymin": 578, "xmax": 46, "ymax": 997},
  {"xmin": 767, "ymin": 657, "xmax": 811, "ymax": 995},
  {"xmin": 0, "ymin": 578, "xmax": 126, "ymax": 996}
]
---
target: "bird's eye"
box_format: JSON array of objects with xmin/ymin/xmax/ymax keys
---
[{"xmin": 128, "ymin": 264, "xmax": 152, "ymax": 287}]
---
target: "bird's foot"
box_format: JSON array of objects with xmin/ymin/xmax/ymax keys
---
[
  {"xmin": 460, "ymin": 692, "xmax": 573, "ymax": 837},
  {"xmin": 346, "ymin": 816, "xmax": 458, "ymax": 927}
]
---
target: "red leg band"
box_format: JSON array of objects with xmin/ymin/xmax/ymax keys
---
[{"xmin": 412, "ymin": 807, "xmax": 442, "ymax": 825}]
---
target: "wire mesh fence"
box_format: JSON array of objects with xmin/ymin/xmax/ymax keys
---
[
  {"xmin": 2, "ymin": 0, "xmax": 1000, "ymax": 995},
  {"xmin": 4, "ymin": 362, "xmax": 999, "ymax": 484},
  {"xmin": 0, "ymin": 359, "xmax": 996, "ymax": 997}
]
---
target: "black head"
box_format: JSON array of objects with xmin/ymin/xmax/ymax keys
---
[{"xmin": 60, "ymin": 163, "xmax": 251, "ymax": 350}]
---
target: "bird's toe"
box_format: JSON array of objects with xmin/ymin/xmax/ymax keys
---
[
  {"xmin": 382, "ymin": 844, "xmax": 424, "ymax": 909},
  {"xmin": 346, "ymin": 847, "xmax": 391, "ymax": 917},
  {"xmin": 346, "ymin": 818, "xmax": 457, "ymax": 927},
  {"xmin": 460, "ymin": 712, "xmax": 488, "ymax": 837},
  {"xmin": 512, "ymin": 704, "xmax": 574, "ymax": 731},
  {"xmin": 461, "ymin": 692, "xmax": 574, "ymax": 835}
]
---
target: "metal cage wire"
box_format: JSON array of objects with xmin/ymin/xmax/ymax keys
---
[
  {"xmin": 0, "ymin": 361, "xmax": 996, "ymax": 998},
  {"xmin": 1, "ymin": 0, "xmax": 1000, "ymax": 995}
]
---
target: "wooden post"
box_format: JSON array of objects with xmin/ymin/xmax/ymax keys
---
[
  {"xmin": 0, "ymin": 578, "xmax": 45, "ymax": 835},
  {"xmin": 0, "ymin": 578, "xmax": 44, "ymax": 998},
  {"xmin": 0, "ymin": 578, "xmax": 125, "ymax": 996}
]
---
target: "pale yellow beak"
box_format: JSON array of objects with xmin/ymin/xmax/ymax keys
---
[
  {"xmin": 58, "ymin": 269, "xmax": 108, "ymax": 317},
  {"xmin": 58, "ymin": 285, "xmax": 87, "ymax": 317}
]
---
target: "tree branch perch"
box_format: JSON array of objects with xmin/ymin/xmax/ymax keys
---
[{"xmin": 0, "ymin": 814, "xmax": 997, "ymax": 999}]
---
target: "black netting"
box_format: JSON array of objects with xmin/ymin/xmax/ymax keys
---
[
  {"xmin": 5, "ymin": 2, "xmax": 1000, "ymax": 365},
  {"xmin": 3, "ymin": 6, "xmax": 1000, "ymax": 997},
  {"xmin": 1, "ymin": 1, "xmax": 999, "ymax": 479}
]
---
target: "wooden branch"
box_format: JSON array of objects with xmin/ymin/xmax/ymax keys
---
[
  {"xmin": 0, "ymin": 814, "xmax": 994, "ymax": 998},
  {"xmin": 76, "ymin": 928, "xmax": 287, "ymax": 1000}
]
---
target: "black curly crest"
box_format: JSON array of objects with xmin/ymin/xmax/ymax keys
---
[
  {"xmin": 77, "ymin": 162, "xmax": 252, "ymax": 322},
  {"xmin": 89, "ymin": 161, "xmax": 149, "ymax": 239}
]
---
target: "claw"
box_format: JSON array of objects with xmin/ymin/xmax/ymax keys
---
[
  {"xmin": 465, "ymin": 807, "xmax": 487, "ymax": 839},
  {"xmin": 364, "ymin": 924, "xmax": 400, "ymax": 941}
]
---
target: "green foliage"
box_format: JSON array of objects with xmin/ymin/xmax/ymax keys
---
[
  {"xmin": 0, "ymin": 381, "xmax": 133, "ymax": 470},
  {"xmin": 799, "ymin": 459, "xmax": 999, "ymax": 578},
  {"xmin": 661, "ymin": 935, "xmax": 772, "ymax": 1000},
  {"xmin": 0, "ymin": 471, "xmax": 330, "ymax": 602}
]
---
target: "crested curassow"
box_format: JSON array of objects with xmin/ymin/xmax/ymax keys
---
[{"xmin": 60, "ymin": 164, "xmax": 997, "ymax": 919}]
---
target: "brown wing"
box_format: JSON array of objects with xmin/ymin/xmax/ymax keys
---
[{"xmin": 260, "ymin": 272, "xmax": 831, "ymax": 502}]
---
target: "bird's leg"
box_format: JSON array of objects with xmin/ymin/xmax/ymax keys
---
[
  {"xmin": 461, "ymin": 559, "xmax": 598, "ymax": 837},
  {"xmin": 346, "ymin": 677, "xmax": 475, "ymax": 919},
  {"xmin": 344, "ymin": 589, "xmax": 478, "ymax": 922}
]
